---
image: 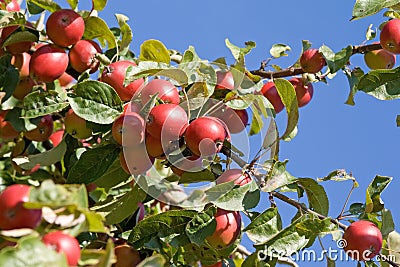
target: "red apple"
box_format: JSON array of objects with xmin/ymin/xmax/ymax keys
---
[
  {"xmin": 206, "ymin": 209, "xmax": 241, "ymax": 249},
  {"xmin": 0, "ymin": 0, "xmax": 20, "ymax": 11},
  {"xmin": 49, "ymin": 129, "xmax": 64, "ymax": 147},
  {"xmin": 216, "ymin": 169, "xmax": 252, "ymax": 186},
  {"xmin": 146, "ymin": 104, "xmax": 188, "ymax": 142},
  {"xmin": 13, "ymin": 76, "xmax": 34, "ymax": 100},
  {"xmin": 42, "ymin": 231, "xmax": 81, "ymax": 266},
  {"xmin": 364, "ymin": 48, "xmax": 396, "ymax": 69},
  {"xmin": 114, "ymin": 244, "xmax": 142, "ymax": 267},
  {"xmin": 216, "ymin": 70, "xmax": 234, "ymax": 90},
  {"xmin": 11, "ymin": 52, "xmax": 31, "ymax": 77},
  {"xmin": 0, "ymin": 110, "xmax": 19, "ymax": 140},
  {"xmin": 342, "ymin": 220, "xmax": 382, "ymax": 261},
  {"xmin": 29, "ymin": 44, "xmax": 69, "ymax": 83},
  {"xmin": 58, "ymin": 72, "xmax": 74, "ymax": 87},
  {"xmin": 380, "ymin": 19, "xmax": 400, "ymax": 54},
  {"xmin": 210, "ymin": 105, "xmax": 248, "ymax": 134},
  {"xmin": 144, "ymin": 133, "xmax": 165, "ymax": 158},
  {"xmin": 261, "ymin": 82, "xmax": 284, "ymax": 113},
  {"xmin": 120, "ymin": 146, "xmax": 154, "ymax": 176},
  {"xmin": 140, "ymin": 79, "xmax": 180, "ymax": 105},
  {"xmin": 0, "ymin": 184, "xmax": 42, "ymax": 230},
  {"xmin": 64, "ymin": 109, "xmax": 92, "ymax": 139},
  {"xmin": 169, "ymin": 155, "xmax": 203, "ymax": 176},
  {"xmin": 184, "ymin": 116, "xmax": 228, "ymax": 157},
  {"xmin": 1, "ymin": 25, "xmax": 33, "ymax": 54},
  {"xmin": 69, "ymin": 40, "xmax": 102, "ymax": 73},
  {"xmin": 100, "ymin": 60, "xmax": 144, "ymax": 101},
  {"xmin": 300, "ymin": 48, "xmax": 326, "ymax": 73},
  {"xmin": 112, "ymin": 112, "xmax": 145, "ymax": 147},
  {"xmin": 24, "ymin": 115, "xmax": 53, "ymax": 142},
  {"xmin": 46, "ymin": 9, "xmax": 85, "ymax": 47},
  {"xmin": 123, "ymin": 102, "xmax": 142, "ymax": 115},
  {"xmin": 289, "ymin": 77, "xmax": 314, "ymax": 107}
]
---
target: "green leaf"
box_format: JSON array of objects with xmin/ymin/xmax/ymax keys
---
[
  {"xmin": 137, "ymin": 255, "xmax": 166, "ymax": 267},
  {"xmin": 93, "ymin": 0, "xmax": 107, "ymax": 11},
  {"xmin": 352, "ymin": 0, "xmax": 400, "ymax": 20},
  {"xmin": 319, "ymin": 45, "xmax": 352, "ymax": 74},
  {"xmin": 127, "ymin": 210, "xmax": 198, "ymax": 248},
  {"xmin": 1, "ymin": 66, "xmax": 19, "ymax": 103},
  {"xmin": 381, "ymin": 209, "xmax": 395, "ymax": 238},
  {"xmin": 269, "ymin": 44, "xmax": 291, "ymax": 58},
  {"xmin": 115, "ymin": 14, "xmax": 132, "ymax": 55},
  {"xmin": 12, "ymin": 139, "xmax": 67, "ymax": 170},
  {"xmin": 356, "ymin": 67, "xmax": 400, "ymax": 100},
  {"xmin": 249, "ymin": 104, "xmax": 263, "ymax": 136},
  {"xmin": 68, "ymin": 80, "xmax": 123, "ymax": 124},
  {"xmin": 185, "ymin": 206, "xmax": 217, "ymax": 246},
  {"xmin": 297, "ymin": 178, "xmax": 329, "ymax": 216},
  {"xmin": 83, "ymin": 16, "xmax": 117, "ymax": 49},
  {"xmin": 343, "ymin": 67, "xmax": 365, "ymax": 105},
  {"xmin": 65, "ymin": 0, "xmax": 77, "ymax": 9},
  {"xmin": 139, "ymin": 39, "xmax": 170, "ymax": 64},
  {"xmin": 225, "ymin": 38, "xmax": 256, "ymax": 61},
  {"xmin": 244, "ymin": 207, "xmax": 282, "ymax": 244},
  {"xmin": 67, "ymin": 144, "xmax": 121, "ymax": 184},
  {"xmin": 94, "ymin": 158, "xmax": 131, "ymax": 189},
  {"xmin": 179, "ymin": 169, "xmax": 216, "ymax": 184},
  {"xmin": 22, "ymin": 90, "xmax": 69, "ymax": 118},
  {"xmin": 274, "ymin": 78, "xmax": 299, "ymax": 140},
  {"xmin": 261, "ymin": 160, "xmax": 297, "ymax": 192},
  {"xmin": 365, "ymin": 24, "xmax": 377, "ymax": 40},
  {"xmin": 365, "ymin": 175, "xmax": 392, "ymax": 213},
  {"xmin": 93, "ymin": 239, "xmax": 114, "ymax": 267},
  {"xmin": 26, "ymin": 0, "xmax": 61, "ymax": 12},
  {"xmin": 0, "ymin": 235, "xmax": 68, "ymax": 267},
  {"xmin": 2, "ymin": 31, "xmax": 39, "ymax": 48},
  {"xmin": 102, "ymin": 186, "xmax": 146, "ymax": 225},
  {"xmin": 0, "ymin": 11, "xmax": 26, "ymax": 28},
  {"xmin": 397, "ymin": 115, "xmax": 400, "ymax": 127},
  {"xmin": 262, "ymin": 118, "xmax": 279, "ymax": 158},
  {"xmin": 26, "ymin": 2, "xmax": 45, "ymax": 14}
]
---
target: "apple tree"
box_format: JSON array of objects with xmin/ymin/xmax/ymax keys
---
[{"xmin": 0, "ymin": 0, "xmax": 398, "ymax": 266}]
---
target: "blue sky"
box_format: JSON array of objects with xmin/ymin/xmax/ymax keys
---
[{"xmin": 60, "ymin": 0, "xmax": 399, "ymax": 266}]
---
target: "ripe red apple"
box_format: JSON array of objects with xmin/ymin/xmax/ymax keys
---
[
  {"xmin": 11, "ymin": 52, "xmax": 31, "ymax": 77},
  {"xmin": 58, "ymin": 72, "xmax": 74, "ymax": 87},
  {"xmin": 210, "ymin": 105, "xmax": 248, "ymax": 134},
  {"xmin": 203, "ymin": 261, "xmax": 223, "ymax": 267},
  {"xmin": 140, "ymin": 79, "xmax": 180, "ymax": 105},
  {"xmin": 112, "ymin": 112, "xmax": 145, "ymax": 147},
  {"xmin": 0, "ymin": 184, "xmax": 42, "ymax": 230},
  {"xmin": 216, "ymin": 169, "xmax": 252, "ymax": 186},
  {"xmin": 380, "ymin": 19, "xmax": 400, "ymax": 54},
  {"xmin": 184, "ymin": 116, "xmax": 228, "ymax": 157},
  {"xmin": 114, "ymin": 244, "xmax": 142, "ymax": 267},
  {"xmin": 64, "ymin": 109, "xmax": 92, "ymax": 139},
  {"xmin": 46, "ymin": 9, "xmax": 85, "ymax": 47},
  {"xmin": 42, "ymin": 231, "xmax": 81, "ymax": 266},
  {"xmin": 123, "ymin": 102, "xmax": 142, "ymax": 115},
  {"xmin": 0, "ymin": 0, "xmax": 20, "ymax": 11},
  {"xmin": 146, "ymin": 104, "xmax": 188, "ymax": 142},
  {"xmin": 300, "ymin": 48, "xmax": 326, "ymax": 73},
  {"xmin": 169, "ymin": 155, "xmax": 203, "ymax": 176},
  {"xmin": 29, "ymin": 44, "xmax": 69, "ymax": 83},
  {"xmin": 342, "ymin": 220, "xmax": 383, "ymax": 261},
  {"xmin": 1, "ymin": 25, "xmax": 33, "ymax": 54},
  {"xmin": 13, "ymin": 76, "xmax": 34, "ymax": 100},
  {"xmin": 261, "ymin": 82, "xmax": 284, "ymax": 114},
  {"xmin": 0, "ymin": 110, "xmax": 19, "ymax": 140},
  {"xmin": 144, "ymin": 133, "xmax": 165, "ymax": 158},
  {"xmin": 69, "ymin": 40, "xmax": 102, "ymax": 73},
  {"xmin": 24, "ymin": 115, "xmax": 53, "ymax": 142},
  {"xmin": 364, "ymin": 48, "xmax": 396, "ymax": 69},
  {"xmin": 120, "ymin": 146, "xmax": 154, "ymax": 176},
  {"xmin": 49, "ymin": 129, "xmax": 64, "ymax": 147},
  {"xmin": 216, "ymin": 70, "xmax": 234, "ymax": 90},
  {"xmin": 206, "ymin": 209, "xmax": 241, "ymax": 249},
  {"xmin": 100, "ymin": 60, "xmax": 144, "ymax": 101},
  {"xmin": 289, "ymin": 77, "xmax": 314, "ymax": 107}
]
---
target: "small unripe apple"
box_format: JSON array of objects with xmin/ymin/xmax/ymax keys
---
[
  {"xmin": 0, "ymin": 110, "xmax": 19, "ymax": 140},
  {"xmin": 261, "ymin": 82, "xmax": 284, "ymax": 113},
  {"xmin": 46, "ymin": 9, "xmax": 85, "ymax": 47},
  {"xmin": 112, "ymin": 112, "xmax": 145, "ymax": 147},
  {"xmin": 140, "ymin": 79, "xmax": 180, "ymax": 105},
  {"xmin": 0, "ymin": 184, "xmax": 42, "ymax": 230},
  {"xmin": 288, "ymin": 77, "xmax": 314, "ymax": 108},
  {"xmin": 100, "ymin": 60, "xmax": 144, "ymax": 101},
  {"xmin": 216, "ymin": 169, "xmax": 252, "ymax": 186},
  {"xmin": 64, "ymin": 109, "xmax": 92, "ymax": 139},
  {"xmin": 69, "ymin": 40, "xmax": 102, "ymax": 73},
  {"xmin": 342, "ymin": 220, "xmax": 382, "ymax": 261},
  {"xmin": 380, "ymin": 19, "xmax": 400, "ymax": 54},
  {"xmin": 206, "ymin": 209, "xmax": 241, "ymax": 249},
  {"xmin": 24, "ymin": 114, "xmax": 54, "ymax": 142},
  {"xmin": 215, "ymin": 70, "xmax": 234, "ymax": 90},
  {"xmin": 114, "ymin": 244, "xmax": 142, "ymax": 267},
  {"xmin": 300, "ymin": 49, "xmax": 326, "ymax": 73},
  {"xmin": 42, "ymin": 231, "xmax": 81, "ymax": 266},
  {"xmin": 29, "ymin": 44, "xmax": 69, "ymax": 83},
  {"xmin": 364, "ymin": 48, "xmax": 396, "ymax": 69},
  {"xmin": 184, "ymin": 116, "xmax": 229, "ymax": 157}
]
